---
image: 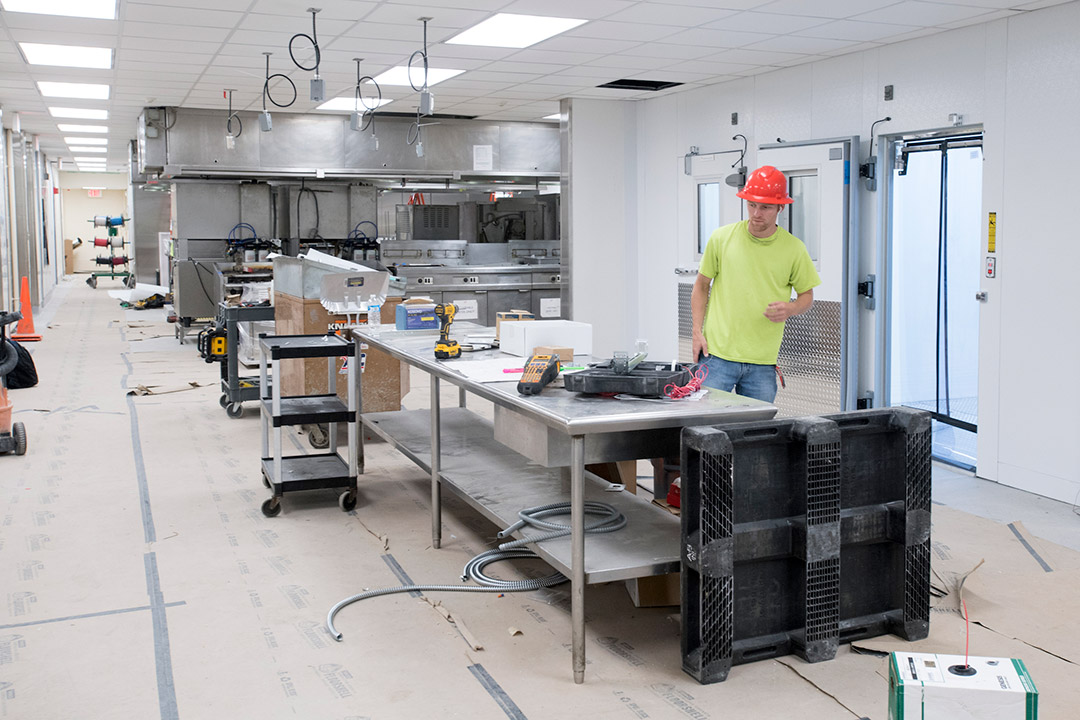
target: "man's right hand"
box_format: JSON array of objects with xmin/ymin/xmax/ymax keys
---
[{"xmin": 692, "ymin": 332, "xmax": 708, "ymax": 363}]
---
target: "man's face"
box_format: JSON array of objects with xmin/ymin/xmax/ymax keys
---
[{"xmin": 746, "ymin": 200, "xmax": 782, "ymax": 238}]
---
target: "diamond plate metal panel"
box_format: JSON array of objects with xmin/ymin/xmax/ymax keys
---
[
  {"xmin": 777, "ymin": 300, "xmax": 841, "ymax": 417},
  {"xmin": 678, "ymin": 282, "xmax": 695, "ymax": 363}
]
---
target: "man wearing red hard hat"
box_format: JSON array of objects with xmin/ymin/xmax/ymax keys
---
[{"xmin": 690, "ymin": 165, "xmax": 821, "ymax": 402}]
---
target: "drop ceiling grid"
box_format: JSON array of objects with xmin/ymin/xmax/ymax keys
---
[{"xmin": 0, "ymin": 0, "xmax": 1072, "ymax": 166}]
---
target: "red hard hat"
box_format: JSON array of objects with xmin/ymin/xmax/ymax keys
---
[{"xmin": 736, "ymin": 165, "xmax": 793, "ymax": 205}]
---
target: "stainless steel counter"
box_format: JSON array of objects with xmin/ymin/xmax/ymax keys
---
[{"xmin": 350, "ymin": 324, "xmax": 777, "ymax": 683}]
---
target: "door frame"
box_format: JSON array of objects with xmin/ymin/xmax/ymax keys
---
[
  {"xmin": 875, "ymin": 126, "xmax": 985, "ymax": 418},
  {"xmin": 759, "ymin": 136, "xmax": 860, "ymax": 410}
]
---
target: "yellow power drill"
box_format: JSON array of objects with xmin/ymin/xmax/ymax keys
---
[{"xmin": 433, "ymin": 303, "xmax": 461, "ymax": 359}]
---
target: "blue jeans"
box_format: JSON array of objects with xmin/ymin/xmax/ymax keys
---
[{"xmin": 699, "ymin": 354, "xmax": 777, "ymax": 403}]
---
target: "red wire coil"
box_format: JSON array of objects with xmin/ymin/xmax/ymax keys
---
[{"xmin": 665, "ymin": 365, "xmax": 708, "ymax": 399}]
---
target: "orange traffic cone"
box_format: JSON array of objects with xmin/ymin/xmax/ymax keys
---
[{"xmin": 11, "ymin": 276, "xmax": 42, "ymax": 342}]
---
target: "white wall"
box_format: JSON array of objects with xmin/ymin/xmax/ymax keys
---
[
  {"xmin": 59, "ymin": 171, "xmax": 130, "ymax": 274},
  {"xmin": 568, "ymin": 2, "xmax": 1080, "ymax": 504}
]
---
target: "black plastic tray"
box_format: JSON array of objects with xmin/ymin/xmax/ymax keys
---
[{"xmin": 563, "ymin": 362, "xmax": 691, "ymax": 397}]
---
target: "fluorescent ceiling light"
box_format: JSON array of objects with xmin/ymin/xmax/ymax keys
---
[
  {"xmin": 74, "ymin": 156, "xmax": 108, "ymax": 162},
  {"xmin": 70, "ymin": 146, "xmax": 107, "ymax": 153},
  {"xmin": 65, "ymin": 137, "xmax": 108, "ymax": 145},
  {"xmin": 543, "ymin": 113, "xmax": 560, "ymax": 120},
  {"xmin": 372, "ymin": 66, "xmax": 464, "ymax": 87},
  {"xmin": 82, "ymin": 186, "xmax": 107, "ymax": 190},
  {"xmin": 316, "ymin": 97, "xmax": 394, "ymax": 112},
  {"xmin": 20, "ymin": 43, "xmax": 113, "ymax": 69},
  {"xmin": 0, "ymin": 0, "xmax": 116, "ymax": 19},
  {"xmin": 50, "ymin": 107, "xmax": 109, "ymax": 119},
  {"xmin": 38, "ymin": 82, "xmax": 110, "ymax": 99},
  {"xmin": 446, "ymin": 13, "xmax": 587, "ymax": 49},
  {"xmin": 58, "ymin": 124, "xmax": 108, "ymax": 133}
]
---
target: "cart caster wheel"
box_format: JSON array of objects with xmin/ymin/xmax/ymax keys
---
[
  {"xmin": 339, "ymin": 491, "xmax": 357, "ymax": 512},
  {"xmin": 226, "ymin": 403, "xmax": 244, "ymax": 418},
  {"xmin": 86, "ymin": 276, "xmax": 97, "ymax": 289},
  {"xmin": 219, "ymin": 394, "xmax": 229, "ymax": 408},
  {"xmin": 125, "ymin": 275, "xmax": 136, "ymax": 289},
  {"xmin": 13, "ymin": 423, "xmax": 27, "ymax": 456},
  {"xmin": 308, "ymin": 425, "xmax": 329, "ymax": 449},
  {"xmin": 261, "ymin": 498, "xmax": 281, "ymax": 517}
]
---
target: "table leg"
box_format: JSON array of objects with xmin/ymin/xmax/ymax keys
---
[
  {"xmin": 430, "ymin": 374, "xmax": 442, "ymax": 549},
  {"xmin": 458, "ymin": 386, "xmax": 467, "ymax": 408},
  {"xmin": 571, "ymin": 434, "xmax": 586, "ymax": 683}
]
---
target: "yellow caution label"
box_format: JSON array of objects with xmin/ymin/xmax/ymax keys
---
[{"xmin": 988, "ymin": 212, "xmax": 997, "ymax": 253}]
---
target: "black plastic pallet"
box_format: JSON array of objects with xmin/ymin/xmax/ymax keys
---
[{"xmin": 679, "ymin": 407, "xmax": 931, "ymax": 684}]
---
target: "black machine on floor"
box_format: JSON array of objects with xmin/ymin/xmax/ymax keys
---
[{"xmin": 0, "ymin": 311, "xmax": 28, "ymax": 456}]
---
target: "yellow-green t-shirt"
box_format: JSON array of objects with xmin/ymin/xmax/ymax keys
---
[{"xmin": 699, "ymin": 220, "xmax": 821, "ymax": 365}]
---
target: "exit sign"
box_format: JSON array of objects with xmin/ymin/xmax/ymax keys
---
[{"xmin": 87, "ymin": 189, "xmax": 102, "ymax": 198}]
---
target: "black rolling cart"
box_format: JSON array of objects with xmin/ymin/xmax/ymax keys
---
[
  {"xmin": 258, "ymin": 333, "xmax": 360, "ymax": 517},
  {"xmin": 204, "ymin": 303, "xmax": 276, "ymax": 418}
]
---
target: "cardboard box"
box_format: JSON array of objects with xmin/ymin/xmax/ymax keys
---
[
  {"xmin": 625, "ymin": 573, "xmax": 680, "ymax": 608},
  {"xmin": 531, "ymin": 345, "xmax": 574, "ymax": 363},
  {"xmin": 501, "ymin": 320, "xmax": 592, "ymax": 358},
  {"xmin": 395, "ymin": 303, "xmax": 439, "ymax": 330},
  {"xmin": 889, "ymin": 652, "xmax": 1038, "ymax": 720},
  {"xmin": 273, "ymin": 292, "xmax": 407, "ymax": 412},
  {"xmin": 495, "ymin": 310, "xmax": 534, "ymax": 340}
]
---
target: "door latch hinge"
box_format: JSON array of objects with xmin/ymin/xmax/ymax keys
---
[{"xmin": 858, "ymin": 274, "xmax": 876, "ymax": 310}]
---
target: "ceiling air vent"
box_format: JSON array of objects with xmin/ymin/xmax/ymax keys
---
[{"xmin": 597, "ymin": 79, "xmax": 683, "ymax": 91}]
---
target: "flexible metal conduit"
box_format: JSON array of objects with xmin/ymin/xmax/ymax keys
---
[{"xmin": 326, "ymin": 502, "xmax": 627, "ymax": 641}]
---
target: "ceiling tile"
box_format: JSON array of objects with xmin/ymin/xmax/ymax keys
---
[
  {"xmin": 706, "ymin": 10, "xmax": 832, "ymax": 34},
  {"xmin": 503, "ymin": 49, "xmax": 603, "ymax": 65},
  {"xmin": 121, "ymin": 22, "xmax": 232, "ymax": 42},
  {"xmin": 705, "ymin": 47, "xmax": 809, "ymax": 66},
  {"xmin": 123, "ymin": 5, "xmax": 243, "ymax": 27},
  {"xmin": 530, "ymin": 36, "xmax": 641, "ymax": 54},
  {"xmin": 659, "ymin": 27, "xmax": 777, "ymax": 48},
  {"xmin": 564, "ymin": 21, "xmax": 684, "ymax": 42},
  {"xmin": 757, "ymin": 0, "xmax": 900, "ymax": 18},
  {"xmin": 361, "ymin": 4, "xmax": 493, "ymax": 29},
  {"xmin": 614, "ymin": 42, "xmax": 716, "ymax": 61},
  {"xmin": 853, "ymin": 2, "xmax": 997, "ymax": 26},
  {"xmin": 497, "ymin": 0, "xmax": 637, "ymax": 20},
  {"xmin": 745, "ymin": 35, "xmax": 858, "ymax": 54},
  {"xmin": 795, "ymin": 19, "xmax": 924, "ymax": 42},
  {"xmin": 604, "ymin": 4, "xmax": 738, "ymax": 26},
  {"xmin": 248, "ymin": 0, "xmax": 379, "ymax": 20}
]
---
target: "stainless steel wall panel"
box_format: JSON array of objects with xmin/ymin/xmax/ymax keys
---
[
  {"xmin": 174, "ymin": 183, "xmax": 241, "ymax": 238},
  {"xmin": 239, "ymin": 183, "xmax": 273, "ymax": 238},
  {"xmin": 261, "ymin": 113, "xmax": 344, "ymax": 170},
  {"xmin": 500, "ymin": 124, "xmax": 560, "ymax": 173},
  {"xmin": 132, "ymin": 184, "xmax": 172, "ymax": 283},
  {"xmin": 289, "ymin": 183, "xmax": 350, "ymax": 239},
  {"xmin": 153, "ymin": 108, "xmax": 559, "ymax": 179},
  {"xmin": 348, "ymin": 185, "xmax": 377, "ymax": 232}
]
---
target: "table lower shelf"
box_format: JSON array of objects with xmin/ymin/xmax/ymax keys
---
[
  {"xmin": 362, "ymin": 407, "xmax": 680, "ymax": 583},
  {"xmin": 261, "ymin": 454, "xmax": 355, "ymax": 492}
]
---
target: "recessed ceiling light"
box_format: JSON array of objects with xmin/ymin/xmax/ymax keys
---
[
  {"xmin": 58, "ymin": 124, "xmax": 108, "ymax": 133},
  {"xmin": 74, "ymin": 155, "xmax": 108, "ymax": 162},
  {"xmin": 446, "ymin": 13, "xmax": 587, "ymax": 49},
  {"xmin": 70, "ymin": 147, "xmax": 107, "ymax": 153},
  {"xmin": 38, "ymin": 82, "xmax": 110, "ymax": 100},
  {"xmin": 65, "ymin": 137, "xmax": 108, "ymax": 145},
  {"xmin": 20, "ymin": 43, "xmax": 113, "ymax": 69},
  {"xmin": 543, "ymin": 113, "xmax": 561, "ymax": 120},
  {"xmin": 0, "ymin": 0, "xmax": 117, "ymax": 20},
  {"xmin": 372, "ymin": 67, "xmax": 464, "ymax": 87},
  {"xmin": 50, "ymin": 107, "xmax": 109, "ymax": 120},
  {"xmin": 82, "ymin": 186, "xmax": 107, "ymax": 190},
  {"xmin": 316, "ymin": 97, "xmax": 394, "ymax": 112}
]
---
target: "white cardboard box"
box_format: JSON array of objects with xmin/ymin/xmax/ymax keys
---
[
  {"xmin": 889, "ymin": 652, "xmax": 1038, "ymax": 720},
  {"xmin": 499, "ymin": 320, "xmax": 592, "ymax": 358}
]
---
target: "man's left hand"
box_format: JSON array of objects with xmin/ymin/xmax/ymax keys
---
[{"xmin": 764, "ymin": 302, "xmax": 791, "ymax": 323}]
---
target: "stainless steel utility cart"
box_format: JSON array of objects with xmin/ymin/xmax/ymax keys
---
[{"xmin": 258, "ymin": 333, "xmax": 360, "ymax": 517}]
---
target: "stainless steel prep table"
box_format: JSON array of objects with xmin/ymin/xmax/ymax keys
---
[{"xmin": 349, "ymin": 324, "xmax": 777, "ymax": 682}]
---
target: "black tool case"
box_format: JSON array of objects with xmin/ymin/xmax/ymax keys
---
[{"xmin": 563, "ymin": 362, "xmax": 691, "ymax": 397}]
